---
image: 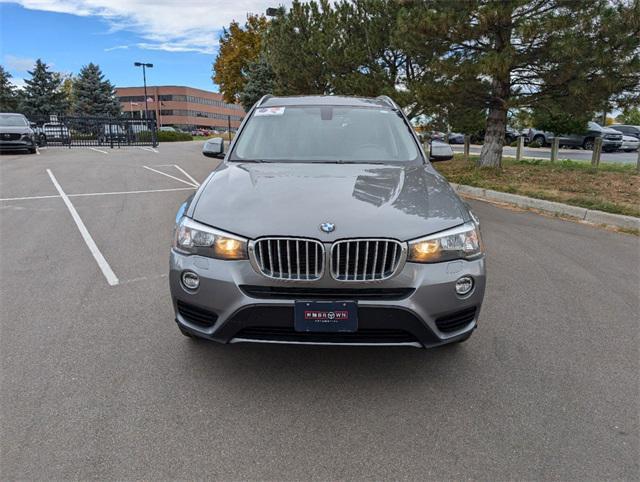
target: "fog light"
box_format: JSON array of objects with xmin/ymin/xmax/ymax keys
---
[
  {"xmin": 181, "ymin": 271, "xmax": 199, "ymax": 290},
  {"xmin": 455, "ymin": 276, "xmax": 474, "ymax": 295}
]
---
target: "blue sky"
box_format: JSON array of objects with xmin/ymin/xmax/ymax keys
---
[{"xmin": 0, "ymin": 1, "xmax": 288, "ymax": 91}]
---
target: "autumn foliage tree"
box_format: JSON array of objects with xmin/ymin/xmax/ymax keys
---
[{"xmin": 212, "ymin": 14, "xmax": 268, "ymax": 105}]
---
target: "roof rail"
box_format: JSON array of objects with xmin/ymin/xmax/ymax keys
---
[
  {"xmin": 376, "ymin": 95, "xmax": 398, "ymax": 109},
  {"xmin": 257, "ymin": 94, "xmax": 273, "ymax": 106}
]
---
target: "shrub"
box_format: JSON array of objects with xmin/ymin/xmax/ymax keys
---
[
  {"xmin": 137, "ymin": 130, "xmax": 193, "ymax": 142},
  {"xmin": 528, "ymin": 139, "xmax": 542, "ymax": 148}
]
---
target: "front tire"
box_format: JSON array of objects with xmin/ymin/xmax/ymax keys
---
[{"xmin": 533, "ymin": 135, "xmax": 546, "ymax": 147}]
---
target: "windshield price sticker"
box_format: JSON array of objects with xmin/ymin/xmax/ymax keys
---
[{"xmin": 255, "ymin": 107, "xmax": 285, "ymax": 116}]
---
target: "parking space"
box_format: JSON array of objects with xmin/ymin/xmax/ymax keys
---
[
  {"xmin": 1, "ymin": 143, "xmax": 638, "ymax": 480},
  {"xmin": 1, "ymin": 143, "xmax": 213, "ymax": 286}
]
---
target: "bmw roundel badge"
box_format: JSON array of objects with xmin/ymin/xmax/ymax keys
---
[{"xmin": 320, "ymin": 222, "xmax": 335, "ymax": 233}]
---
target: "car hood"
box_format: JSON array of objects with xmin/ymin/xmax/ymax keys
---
[
  {"xmin": 0, "ymin": 126, "xmax": 32, "ymax": 134},
  {"xmin": 191, "ymin": 162, "xmax": 467, "ymax": 241}
]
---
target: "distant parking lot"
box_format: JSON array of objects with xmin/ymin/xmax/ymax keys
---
[
  {"xmin": 451, "ymin": 143, "xmax": 639, "ymax": 164},
  {"xmin": 1, "ymin": 143, "xmax": 638, "ymax": 480}
]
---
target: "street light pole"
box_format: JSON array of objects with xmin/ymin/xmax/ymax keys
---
[{"xmin": 134, "ymin": 62, "xmax": 153, "ymax": 120}]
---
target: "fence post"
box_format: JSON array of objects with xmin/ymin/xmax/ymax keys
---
[
  {"xmin": 516, "ymin": 135, "xmax": 524, "ymax": 161},
  {"xmin": 636, "ymin": 148, "xmax": 640, "ymax": 174},
  {"xmin": 464, "ymin": 135, "xmax": 470, "ymax": 162},
  {"xmin": 151, "ymin": 121, "xmax": 158, "ymax": 148},
  {"xmin": 108, "ymin": 121, "xmax": 114, "ymax": 149},
  {"xmin": 551, "ymin": 137, "xmax": 560, "ymax": 163},
  {"xmin": 591, "ymin": 137, "xmax": 602, "ymax": 168}
]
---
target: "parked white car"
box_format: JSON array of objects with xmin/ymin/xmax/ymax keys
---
[
  {"xmin": 620, "ymin": 135, "xmax": 639, "ymax": 152},
  {"xmin": 35, "ymin": 123, "xmax": 71, "ymax": 145}
]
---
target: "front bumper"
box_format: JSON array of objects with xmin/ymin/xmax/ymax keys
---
[
  {"xmin": 170, "ymin": 249, "xmax": 486, "ymax": 348},
  {"xmin": 0, "ymin": 139, "xmax": 36, "ymax": 151},
  {"xmin": 602, "ymin": 139, "xmax": 622, "ymax": 151}
]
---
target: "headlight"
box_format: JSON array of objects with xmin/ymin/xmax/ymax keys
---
[
  {"xmin": 408, "ymin": 221, "xmax": 483, "ymax": 263},
  {"xmin": 174, "ymin": 217, "xmax": 248, "ymax": 260}
]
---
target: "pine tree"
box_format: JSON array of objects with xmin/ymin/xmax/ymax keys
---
[
  {"xmin": 397, "ymin": 0, "xmax": 640, "ymax": 167},
  {"xmin": 21, "ymin": 59, "xmax": 68, "ymax": 118},
  {"xmin": 0, "ymin": 65, "xmax": 20, "ymax": 111},
  {"xmin": 72, "ymin": 63, "xmax": 120, "ymax": 117},
  {"xmin": 238, "ymin": 55, "xmax": 276, "ymax": 110}
]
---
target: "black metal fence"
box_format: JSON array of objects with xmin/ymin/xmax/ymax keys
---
[{"xmin": 30, "ymin": 116, "xmax": 157, "ymax": 148}]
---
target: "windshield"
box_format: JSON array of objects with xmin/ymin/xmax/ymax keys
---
[
  {"xmin": 231, "ymin": 105, "xmax": 421, "ymax": 163},
  {"xmin": 0, "ymin": 114, "xmax": 28, "ymax": 127}
]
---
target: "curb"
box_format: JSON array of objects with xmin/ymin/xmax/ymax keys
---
[{"xmin": 450, "ymin": 183, "xmax": 640, "ymax": 231}]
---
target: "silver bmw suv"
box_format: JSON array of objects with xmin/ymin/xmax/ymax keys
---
[{"xmin": 170, "ymin": 95, "xmax": 486, "ymax": 348}]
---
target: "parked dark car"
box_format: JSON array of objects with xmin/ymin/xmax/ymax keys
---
[
  {"xmin": 448, "ymin": 132, "xmax": 465, "ymax": 144},
  {"xmin": 170, "ymin": 95, "xmax": 485, "ymax": 348},
  {"xmin": 610, "ymin": 124, "xmax": 640, "ymax": 140},
  {"xmin": 0, "ymin": 113, "xmax": 37, "ymax": 153},
  {"xmin": 527, "ymin": 122, "xmax": 623, "ymax": 151},
  {"xmin": 505, "ymin": 126, "xmax": 523, "ymax": 145}
]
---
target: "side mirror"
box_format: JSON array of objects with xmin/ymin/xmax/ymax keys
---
[
  {"xmin": 203, "ymin": 137, "xmax": 225, "ymax": 159},
  {"xmin": 30, "ymin": 122, "xmax": 37, "ymax": 128},
  {"xmin": 429, "ymin": 140, "xmax": 454, "ymax": 162}
]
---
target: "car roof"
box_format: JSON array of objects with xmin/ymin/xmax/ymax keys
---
[
  {"xmin": 260, "ymin": 95, "xmax": 396, "ymax": 109},
  {"xmin": 0, "ymin": 113, "xmax": 26, "ymax": 117},
  {"xmin": 613, "ymin": 124, "xmax": 640, "ymax": 129}
]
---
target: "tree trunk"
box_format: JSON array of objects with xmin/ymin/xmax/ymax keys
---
[
  {"xmin": 479, "ymin": 102, "xmax": 508, "ymax": 168},
  {"xmin": 478, "ymin": 9, "xmax": 512, "ymax": 169}
]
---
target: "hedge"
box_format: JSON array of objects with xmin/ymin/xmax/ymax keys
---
[{"xmin": 138, "ymin": 131, "xmax": 193, "ymax": 142}]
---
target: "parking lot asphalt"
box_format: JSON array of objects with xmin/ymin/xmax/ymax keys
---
[
  {"xmin": 451, "ymin": 143, "xmax": 638, "ymax": 164},
  {"xmin": 1, "ymin": 142, "xmax": 638, "ymax": 480}
]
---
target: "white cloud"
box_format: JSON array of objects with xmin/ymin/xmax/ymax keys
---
[
  {"xmin": 4, "ymin": 54, "xmax": 36, "ymax": 72},
  {"xmin": 2, "ymin": 1, "xmax": 291, "ymax": 54},
  {"xmin": 9, "ymin": 77, "xmax": 26, "ymax": 88},
  {"xmin": 104, "ymin": 45, "xmax": 129, "ymax": 52}
]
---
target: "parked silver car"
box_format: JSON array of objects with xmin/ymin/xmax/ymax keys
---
[
  {"xmin": 620, "ymin": 135, "xmax": 639, "ymax": 152},
  {"xmin": 170, "ymin": 95, "xmax": 486, "ymax": 348}
]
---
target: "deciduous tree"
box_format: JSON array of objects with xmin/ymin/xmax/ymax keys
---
[{"xmin": 213, "ymin": 14, "xmax": 268, "ymax": 104}]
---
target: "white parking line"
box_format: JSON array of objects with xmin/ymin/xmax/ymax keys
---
[
  {"xmin": 173, "ymin": 165, "xmax": 200, "ymax": 187},
  {"xmin": 0, "ymin": 186, "xmax": 195, "ymax": 202},
  {"xmin": 89, "ymin": 147, "xmax": 109, "ymax": 154},
  {"xmin": 0, "ymin": 194, "xmax": 60, "ymax": 201},
  {"xmin": 138, "ymin": 146, "xmax": 159, "ymax": 153},
  {"xmin": 72, "ymin": 187, "xmax": 195, "ymax": 198},
  {"xmin": 46, "ymin": 169, "xmax": 119, "ymax": 286},
  {"xmin": 142, "ymin": 165, "xmax": 198, "ymax": 187}
]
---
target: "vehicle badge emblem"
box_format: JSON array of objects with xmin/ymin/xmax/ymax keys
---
[{"xmin": 320, "ymin": 222, "xmax": 335, "ymax": 233}]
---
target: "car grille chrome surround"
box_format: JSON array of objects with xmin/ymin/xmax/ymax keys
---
[
  {"xmin": 331, "ymin": 239, "xmax": 406, "ymax": 281},
  {"xmin": 249, "ymin": 237, "xmax": 325, "ymax": 281}
]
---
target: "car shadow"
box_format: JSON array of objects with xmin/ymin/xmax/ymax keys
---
[{"xmin": 174, "ymin": 338, "xmax": 477, "ymax": 392}]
